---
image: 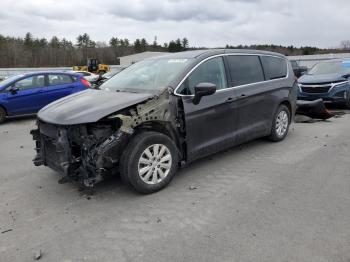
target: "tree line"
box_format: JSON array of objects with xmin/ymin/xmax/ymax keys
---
[
  {"xmin": 0, "ymin": 33, "xmax": 189, "ymax": 68},
  {"xmin": 0, "ymin": 32, "xmax": 348, "ymax": 68}
]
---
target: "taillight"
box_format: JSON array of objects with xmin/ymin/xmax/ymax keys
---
[{"xmin": 81, "ymin": 78, "xmax": 91, "ymax": 88}]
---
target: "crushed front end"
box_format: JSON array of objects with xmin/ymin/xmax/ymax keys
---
[
  {"xmin": 31, "ymin": 118, "xmax": 130, "ymax": 187},
  {"xmin": 30, "ymin": 90, "xmax": 183, "ymax": 187}
]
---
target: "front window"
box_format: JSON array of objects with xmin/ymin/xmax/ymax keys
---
[
  {"xmin": 100, "ymin": 58, "xmax": 192, "ymax": 93},
  {"xmin": 0, "ymin": 75, "xmax": 25, "ymax": 88},
  {"xmin": 12, "ymin": 75, "xmax": 45, "ymax": 90},
  {"xmin": 309, "ymin": 60, "xmax": 350, "ymax": 75},
  {"xmin": 178, "ymin": 57, "xmax": 227, "ymax": 95}
]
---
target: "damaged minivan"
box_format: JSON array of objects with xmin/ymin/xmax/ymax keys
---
[{"xmin": 31, "ymin": 49, "xmax": 297, "ymax": 193}]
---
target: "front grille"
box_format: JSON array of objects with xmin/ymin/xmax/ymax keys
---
[{"xmin": 300, "ymin": 85, "xmax": 332, "ymax": 94}]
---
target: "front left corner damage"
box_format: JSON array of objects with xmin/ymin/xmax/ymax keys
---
[{"xmin": 31, "ymin": 90, "xmax": 185, "ymax": 187}]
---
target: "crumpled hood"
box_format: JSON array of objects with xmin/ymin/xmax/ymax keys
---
[
  {"xmin": 299, "ymin": 73, "xmax": 348, "ymax": 84},
  {"xmin": 38, "ymin": 89, "xmax": 153, "ymax": 125}
]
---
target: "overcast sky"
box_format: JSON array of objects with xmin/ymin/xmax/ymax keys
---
[{"xmin": 0, "ymin": 0, "xmax": 348, "ymax": 48}]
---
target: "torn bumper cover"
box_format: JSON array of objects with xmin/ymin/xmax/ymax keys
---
[
  {"xmin": 31, "ymin": 121, "xmax": 132, "ymax": 187},
  {"xmin": 296, "ymin": 99, "xmax": 335, "ymax": 120}
]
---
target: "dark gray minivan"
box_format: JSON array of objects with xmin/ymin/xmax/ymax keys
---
[{"xmin": 32, "ymin": 49, "xmax": 297, "ymax": 193}]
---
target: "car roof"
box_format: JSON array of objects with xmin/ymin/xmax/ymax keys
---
[
  {"xmin": 147, "ymin": 49, "xmax": 286, "ymax": 60},
  {"xmin": 18, "ymin": 71, "xmax": 82, "ymax": 76}
]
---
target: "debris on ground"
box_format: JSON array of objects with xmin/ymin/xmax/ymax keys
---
[
  {"xmin": 34, "ymin": 249, "xmax": 42, "ymax": 260},
  {"xmin": 296, "ymin": 99, "xmax": 335, "ymax": 120},
  {"xmin": 189, "ymin": 186, "xmax": 198, "ymax": 190},
  {"xmin": 1, "ymin": 229, "xmax": 13, "ymax": 234},
  {"xmin": 156, "ymin": 217, "xmax": 162, "ymax": 223}
]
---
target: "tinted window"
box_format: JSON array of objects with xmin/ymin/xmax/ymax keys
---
[
  {"xmin": 13, "ymin": 75, "xmax": 45, "ymax": 90},
  {"xmin": 48, "ymin": 74, "xmax": 73, "ymax": 86},
  {"xmin": 226, "ymin": 55, "xmax": 264, "ymax": 86},
  {"xmin": 261, "ymin": 56, "xmax": 287, "ymax": 80},
  {"xmin": 178, "ymin": 57, "xmax": 227, "ymax": 95}
]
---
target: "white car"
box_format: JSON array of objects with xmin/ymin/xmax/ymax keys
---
[{"xmin": 71, "ymin": 71, "xmax": 100, "ymax": 83}]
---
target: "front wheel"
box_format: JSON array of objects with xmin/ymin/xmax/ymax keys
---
[
  {"xmin": 120, "ymin": 132, "xmax": 179, "ymax": 194},
  {"xmin": 0, "ymin": 107, "xmax": 6, "ymax": 124},
  {"xmin": 345, "ymin": 90, "xmax": 350, "ymax": 109},
  {"xmin": 267, "ymin": 104, "xmax": 291, "ymax": 142}
]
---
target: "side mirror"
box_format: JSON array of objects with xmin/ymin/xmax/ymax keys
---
[
  {"xmin": 9, "ymin": 86, "xmax": 19, "ymax": 94},
  {"xmin": 193, "ymin": 83, "xmax": 216, "ymax": 105}
]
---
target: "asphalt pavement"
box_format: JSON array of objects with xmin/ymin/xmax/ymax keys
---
[{"xmin": 0, "ymin": 112, "xmax": 349, "ymax": 262}]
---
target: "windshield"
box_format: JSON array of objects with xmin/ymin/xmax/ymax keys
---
[
  {"xmin": 0, "ymin": 74, "xmax": 23, "ymax": 88},
  {"xmin": 103, "ymin": 70, "xmax": 121, "ymax": 78},
  {"xmin": 100, "ymin": 58, "xmax": 192, "ymax": 93},
  {"xmin": 309, "ymin": 60, "xmax": 350, "ymax": 75}
]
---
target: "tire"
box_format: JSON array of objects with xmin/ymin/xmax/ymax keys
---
[
  {"xmin": 120, "ymin": 131, "xmax": 179, "ymax": 194},
  {"xmin": 0, "ymin": 107, "xmax": 6, "ymax": 124},
  {"xmin": 267, "ymin": 104, "xmax": 291, "ymax": 142},
  {"xmin": 345, "ymin": 90, "xmax": 350, "ymax": 109}
]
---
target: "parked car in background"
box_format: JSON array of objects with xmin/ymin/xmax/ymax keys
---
[
  {"xmin": 32, "ymin": 49, "xmax": 297, "ymax": 194},
  {"xmin": 71, "ymin": 71, "xmax": 100, "ymax": 83},
  {"xmin": 101, "ymin": 68, "xmax": 124, "ymax": 81},
  {"xmin": 298, "ymin": 59, "xmax": 350, "ymax": 107},
  {"xmin": 0, "ymin": 72, "xmax": 90, "ymax": 123},
  {"xmin": 94, "ymin": 68, "xmax": 125, "ymax": 87},
  {"xmin": 290, "ymin": 60, "xmax": 308, "ymax": 78}
]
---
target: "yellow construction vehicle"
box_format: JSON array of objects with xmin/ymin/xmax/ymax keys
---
[{"xmin": 73, "ymin": 58, "xmax": 110, "ymax": 75}]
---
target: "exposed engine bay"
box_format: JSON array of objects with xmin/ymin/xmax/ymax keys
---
[{"xmin": 31, "ymin": 90, "xmax": 185, "ymax": 187}]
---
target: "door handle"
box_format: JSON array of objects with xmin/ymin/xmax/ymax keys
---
[{"xmin": 225, "ymin": 97, "xmax": 237, "ymax": 103}]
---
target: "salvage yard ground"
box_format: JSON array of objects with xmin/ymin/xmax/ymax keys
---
[{"xmin": 0, "ymin": 111, "xmax": 350, "ymax": 262}]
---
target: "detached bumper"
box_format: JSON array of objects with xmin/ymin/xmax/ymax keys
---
[{"xmin": 296, "ymin": 99, "xmax": 334, "ymax": 120}]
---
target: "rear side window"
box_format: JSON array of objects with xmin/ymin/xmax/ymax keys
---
[
  {"xmin": 48, "ymin": 74, "xmax": 74, "ymax": 86},
  {"xmin": 226, "ymin": 55, "xmax": 264, "ymax": 86},
  {"xmin": 261, "ymin": 56, "xmax": 287, "ymax": 80}
]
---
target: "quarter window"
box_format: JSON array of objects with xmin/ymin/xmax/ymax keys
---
[
  {"xmin": 179, "ymin": 57, "xmax": 227, "ymax": 95},
  {"xmin": 48, "ymin": 74, "xmax": 73, "ymax": 86},
  {"xmin": 261, "ymin": 56, "xmax": 287, "ymax": 80},
  {"xmin": 226, "ymin": 55, "xmax": 265, "ymax": 86}
]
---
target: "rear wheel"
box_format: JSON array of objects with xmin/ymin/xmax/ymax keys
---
[
  {"xmin": 120, "ymin": 132, "xmax": 179, "ymax": 194},
  {"xmin": 268, "ymin": 104, "xmax": 291, "ymax": 142},
  {"xmin": 0, "ymin": 107, "xmax": 6, "ymax": 124}
]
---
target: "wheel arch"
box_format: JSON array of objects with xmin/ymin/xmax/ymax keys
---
[
  {"xmin": 0, "ymin": 104, "xmax": 8, "ymax": 115},
  {"xmin": 132, "ymin": 121, "xmax": 184, "ymax": 160}
]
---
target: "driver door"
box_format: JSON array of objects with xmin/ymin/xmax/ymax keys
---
[
  {"xmin": 5, "ymin": 74, "xmax": 47, "ymax": 115},
  {"xmin": 178, "ymin": 56, "xmax": 239, "ymax": 162}
]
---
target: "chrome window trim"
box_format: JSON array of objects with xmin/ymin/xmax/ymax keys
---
[{"xmin": 173, "ymin": 53, "xmax": 290, "ymax": 97}]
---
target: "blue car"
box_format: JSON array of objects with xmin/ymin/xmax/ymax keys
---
[
  {"xmin": 0, "ymin": 71, "xmax": 90, "ymax": 123},
  {"xmin": 298, "ymin": 59, "xmax": 350, "ymax": 108}
]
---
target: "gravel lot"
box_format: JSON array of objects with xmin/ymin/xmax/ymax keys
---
[{"xmin": 0, "ymin": 112, "xmax": 350, "ymax": 262}]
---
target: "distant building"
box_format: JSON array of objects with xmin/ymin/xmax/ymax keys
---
[{"xmin": 118, "ymin": 52, "xmax": 169, "ymax": 67}]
